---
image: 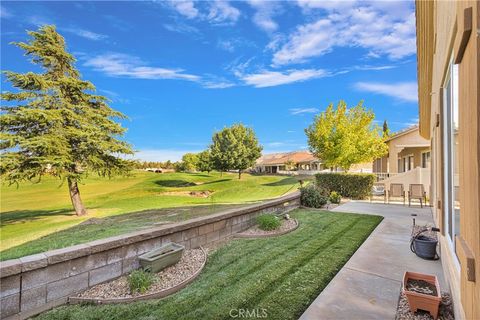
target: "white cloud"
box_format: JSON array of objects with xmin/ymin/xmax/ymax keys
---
[
  {"xmin": 289, "ymin": 108, "xmax": 319, "ymax": 115},
  {"xmin": 62, "ymin": 27, "xmax": 108, "ymax": 41},
  {"xmin": 297, "ymin": 0, "xmax": 358, "ymax": 12},
  {"xmin": 27, "ymin": 15, "xmax": 53, "ymax": 26},
  {"xmin": 133, "ymin": 149, "xmax": 200, "ymax": 162},
  {"xmin": 241, "ymin": 69, "xmax": 328, "ymax": 88},
  {"xmin": 266, "ymin": 142, "xmax": 287, "ymax": 147},
  {"xmin": 163, "ymin": 23, "xmax": 200, "ymax": 35},
  {"xmin": 353, "ymin": 65, "xmax": 396, "ymax": 71},
  {"xmin": 354, "ymin": 81, "xmax": 418, "ymax": 102},
  {"xmin": 166, "ymin": 1, "xmax": 239, "ymax": 25},
  {"xmin": 264, "ymin": 141, "xmax": 304, "ymax": 149},
  {"xmin": 202, "ymin": 80, "xmax": 235, "ymax": 89},
  {"xmin": 272, "ymin": 1, "xmax": 416, "ymax": 65},
  {"xmin": 85, "ymin": 53, "xmax": 234, "ymax": 89},
  {"xmin": 207, "ymin": 1, "xmax": 240, "ymax": 24},
  {"xmin": 168, "ymin": 1, "xmax": 199, "ymax": 19},
  {"xmin": 217, "ymin": 40, "xmax": 235, "ymax": 52},
  {"xmin": 247, "ymin": 0, "xmax": 281, "ymax": 32},
  {"xmin": 1, "ymin": 5, "xmax": 12, "ymax": 19},
  {"xmin": 84, "ymin": 53, "xmax": 200, "ymax": 81}
]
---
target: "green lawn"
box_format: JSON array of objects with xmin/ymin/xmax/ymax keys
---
[
  {"xmin": 36, "ymin": 209, "xmax": 382, "ymax": 320},
  {"xmin": 1, "ymin": 171, "xmax": 303, "ymax": 259}
]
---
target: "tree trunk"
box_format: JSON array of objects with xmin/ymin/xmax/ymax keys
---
[
  {"xmin": 68, "ymin": 178, "xmax": 87, "ymax": 216},
  {"xmin": 238, "ymin": 170, "xmax": 242, "ymax": 179}
]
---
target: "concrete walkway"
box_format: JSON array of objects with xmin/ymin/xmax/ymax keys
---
[{"xmin": 300, "ymin": 201, "xmax": 447, "ymax": 320}]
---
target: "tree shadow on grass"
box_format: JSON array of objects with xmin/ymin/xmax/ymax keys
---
[
  {"xmin": 0, "ymin": 209, "xmax": 74, "ymax": 227},
  {"xmin": 154, "ymin": 179, "xmax": 231, "ymax": 188}
]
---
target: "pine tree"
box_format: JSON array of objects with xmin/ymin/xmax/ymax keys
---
[
  {"xmin": 382, "ymin": 120, "xmax": 391, "ymax": 137},
  {"xmin": 1, "ymin": 25, "xmax": 133, "ymax": 216}
]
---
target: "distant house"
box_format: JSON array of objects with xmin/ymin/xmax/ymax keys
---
[
  {"xmin": 372, "ymin": 124, "xmax": 431, "ymax": 194},
  {"xmin": 254, "ymin": 151, "xmax": 322, "ymax": 175},
  {"xmin": 254, "ymin": 151, "xmax": 372, "ymax": 175},
  {"xmin": 373, "ymin": 125, "xmax": 431, "ymax": 174}
]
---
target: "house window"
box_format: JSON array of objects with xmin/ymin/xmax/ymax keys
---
[
  {"xmin": 398, "ymin": 159, "xmax": 402, "ymax": 173},
  {"xmin": 443, "ymin": 58, "xmax": 460, "ymax": 256},
  {"xmin": 408, "ymin": 155, "xmax": 414, "ymax": 170},
  {"xmin": 422, "ymin": 151, "xmax": 431, "ymax": 168}
]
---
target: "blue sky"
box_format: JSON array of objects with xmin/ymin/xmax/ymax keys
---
[{"xmin": 1, "ymin": 1, "xmax": 419, "ymax": 161}]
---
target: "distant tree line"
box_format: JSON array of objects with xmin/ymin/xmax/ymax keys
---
[
  {"xmin": 173, "ymin": 124, "xmax": 262, "ymax": 179},
  {"xmin": 134, "ymin": 160, "xmax": 175, "ymax": 170}
]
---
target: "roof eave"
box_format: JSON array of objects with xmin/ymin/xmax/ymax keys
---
[{"xmin": 415, "ymin": 0, "xmax": 435, "ymax": 139}]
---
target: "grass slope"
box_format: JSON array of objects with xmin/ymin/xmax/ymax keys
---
[
  {"xmin": 1, "ymin": 171, "xmax": 302, "ymax": 258},
  {"xmin": 36, "ymin": 209, "xmax": 383, "ymax": 320}
]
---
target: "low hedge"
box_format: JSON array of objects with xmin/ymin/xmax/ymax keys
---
[{"xmin": 315, "ymin": 173, "xmax": 375, "ymax": 199}]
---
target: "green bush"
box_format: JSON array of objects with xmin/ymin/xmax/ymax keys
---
[
  {"xmin": 300, "ymin": 184, "xmax": 328, "ymax": 208},
  {"xmin": 128, "ymin": 269, "xmax": 154, "ymax": 294},
  {"xmin": 329, "ymin": 191, "xmax": 341, "ymax": 204},
  {"xmin": 315, "ymin": 173, "xmax": 375, "ymax": 199},
  {"xmin": 256, "ymin": 214, "xmax": 281, "ymax": 231}
]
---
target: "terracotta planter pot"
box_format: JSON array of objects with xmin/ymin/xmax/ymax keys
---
[{"xmin": 403, "ymin": 271, "xmax": 441, "ymax": 319}]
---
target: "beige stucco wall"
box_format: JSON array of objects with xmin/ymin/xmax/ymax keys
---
[
  {"xmin": 417, "ymin": 0, "xmax": 479, "ymax": 319},
  {"xmin": 386, "ymin": 129, "xmax": 430, "ymax": 173},
  {"xmin": 379, "ymin": 167, "xmax": 431, "ymax": 198},
  {"xmin": 397, "ymin": 146, "xmax": 430, "ymax": 169},
  {"xmin": 373, "ymin": 128, "xmax": 430, "ymax": 173}
]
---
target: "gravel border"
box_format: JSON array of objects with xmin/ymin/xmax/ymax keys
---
[
  {"xmin": 68, "ymin": 247, "xmax": 207, "ymax": 305},
  {"xmin": 396, "ymin": 291, "xmax": 454, "ymax": 320},
  {"xmin": 234, "ymin": 219, "xmax": 298, "ymax": 238}
]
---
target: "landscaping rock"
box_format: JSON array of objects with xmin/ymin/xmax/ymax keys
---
[
  {"xmin": 77, "ymin": 249, "xmax": 204, "ymax": 299},
  {"xmin": 238, "ymin": 218, "xmax": 297, "ymax": 236},
  {"xmin": 396, "ymin": 292, "xmax": 454, "ymax": 320}
]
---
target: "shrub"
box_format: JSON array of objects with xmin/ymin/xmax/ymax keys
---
[
  {"xmin": 315, "ymin": 173, "xmax": 375, "ymax": 199},
  {"xmin": 300, "ymin": 184, "xmax": 328, "ymax": 208},
  {"xmin": 329, "ymin": 191, "xmax": 341, "ymax": 204},
  {"xmin": 128, "ymin": 269, "xmax": 154, "ymax": 294},
  {"xmin": 256, "ymin": 214, "xmax": 281, "ymax": 231}
]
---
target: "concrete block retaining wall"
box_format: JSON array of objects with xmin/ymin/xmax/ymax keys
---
[{"xmin": 0, "ymin": 192, "xmax": 300, "ymax": 319}]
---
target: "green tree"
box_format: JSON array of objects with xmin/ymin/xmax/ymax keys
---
[
  {"xmin": 173, "ymin": 161, "xmax": 184, "ymax": 172},
  {"xmin": 181, "ymin": 153, "xmax": 199, "ymax": 172},
  {"xmin": 284, "ymin": 159, "xmax": 297, "ymax": 171},
  {"xmin": 197, "ymin": 150, "xmax": 213, "ymax": 173},
  {"xmin": 210, "ymin": 123, "xmax": 262, "ymax": 179},
  {"xmin": 305, "ymin": 100, "xmax": 388, "ymax": 171},
  {"xmin": 382, "ymin": 120, "xmax": 391, "ymax": 138},
  {"xmin": 164, "ymin": 160, "xmax": 173, "ymax": 169},
  {"xmin": 0, "ymin": 25, "xmax": 133, "ymax": 216}
]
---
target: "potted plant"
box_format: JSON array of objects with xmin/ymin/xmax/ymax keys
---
[{"xmin": 403, "ymin": 271, "xmax": 441, "ymax": 319}]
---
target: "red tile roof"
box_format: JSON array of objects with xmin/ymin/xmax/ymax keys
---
[{"xmin": 256, "ymin": 151, "xmax": 318, "ymax": 166}]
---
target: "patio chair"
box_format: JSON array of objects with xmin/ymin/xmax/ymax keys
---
[
  {"xmin": 408, "ymin": 184, "xmax": 427, "ymax": 208},
  {"xmin": 370, "ymin": 183, "xmax": 386, "ymax": 203},
  {"xmin": 387, "ymin": 183, "xmax": 405, "ymax": 205}
]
